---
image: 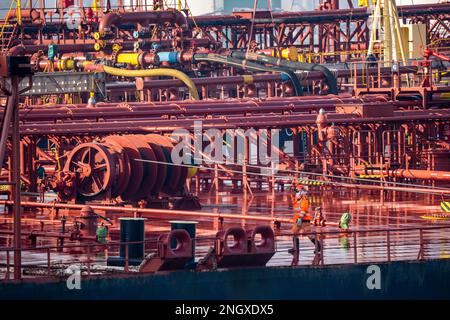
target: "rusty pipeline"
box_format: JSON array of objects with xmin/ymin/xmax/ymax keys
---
[
  {"xmin": 0, "ymin": 200, "xmax": 293, "ymax": 225},
  {"xmin": 98, "ymin": 9, "xmax": 189, "ymax": 36}
]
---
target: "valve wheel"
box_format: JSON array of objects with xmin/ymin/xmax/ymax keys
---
[{"xmin": 64, "ymin": 143, "xmax": 116, "ymax": 198}]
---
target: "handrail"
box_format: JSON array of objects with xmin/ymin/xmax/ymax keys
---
[
  {"xmin": 0, "ymin": 0, "xmax": 16, "ymax": 44},
  {"xmin": 1, "ymin": 224, "xmax": 449, "ymax": 254},
  {"xmin": 1, "ymin": 224, "xmax": 450, "ymax": 281},
  {"xmin": 275, "ymin": 224, "xmax": 450, "ymax": 237},
  {"xmin": 0, "ymin": 200, "xmax": 294, "ymax": 224},
  {"xmin": 5, "ymin": 224, "xmax": 450, "ymax": 253}
]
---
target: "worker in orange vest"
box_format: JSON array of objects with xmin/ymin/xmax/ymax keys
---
[
  {"xmin": 292, "ymin": 185, "xmax": 312, "ymax": 225},
  {"xmin": 290, "ymin": 186, "xmax": 321, "ymax": 262}
]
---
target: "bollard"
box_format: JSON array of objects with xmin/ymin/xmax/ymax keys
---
[
  {"xmin": 107, "ymin": 217, "xmax": 146, "ymax": 267},
  {"xmin": 119, "ymin": 218, "xmax": 146, "ymax": 263},
  {"xmin": 170, "ymin": 220, "xmax": 198, "ymax": 267}
]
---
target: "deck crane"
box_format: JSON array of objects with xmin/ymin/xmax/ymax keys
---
[{"xmin": 367, "ymin": 0, "xmax": 408, "ymax": 67}]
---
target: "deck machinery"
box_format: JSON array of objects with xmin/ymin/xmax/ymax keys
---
[{"xmin": 0, "ymin": 0, "xmax": 449, "ymax": 292}]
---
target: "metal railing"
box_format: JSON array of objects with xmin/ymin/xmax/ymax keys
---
[
  {"xmin": 0, "ymin": 224, "xmax": 449, "ymax": 281},
  {"xmin": 277, "ymin": 225, "xmax": 450, "ymax": 267}
]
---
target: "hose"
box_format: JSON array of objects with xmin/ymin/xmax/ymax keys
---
[
  {"xmin": 230, "ymin": 51, "xmax": 339, "ymax": 94},
  {"xmin": 102, "ymin": 65, "xmax": 199, "ymax": 100},
  {"xmin": 193, "ymin": 53, "xmax": 303, "ymax": 96},
  {"xmin": 82, "ymin": 62, "xmax": 199, "ymax": 100}
]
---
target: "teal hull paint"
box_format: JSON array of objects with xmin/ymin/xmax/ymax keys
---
[{"xmin": 1, "ymin": 259, "xmax": 449, "ymax": 300}]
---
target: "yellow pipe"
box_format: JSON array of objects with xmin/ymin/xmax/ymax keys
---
[
  {"xmin": 65, "ymin": 59, "xmax": 75, "ymax": 70},
  {"xmin": 270, "ymin": 47, "xmax": 298, "ymax": 61},
  {"xmin": 281, "ymin": 47, "xmax": 298, "ymax": 61},
  {"xmin": 117, "ymin": 53, "xmax": 140, "ymax": 66},
  {"xmin": 83, "ymin": 62, "xmax": 200, "ymax": 100},
  {"xmin": 103, "ymin": 65, "xmax": 200, "ymax": 100},
  {"xmin": 56, "ymin": 59, "xmax": 75, "ymax": 71}
]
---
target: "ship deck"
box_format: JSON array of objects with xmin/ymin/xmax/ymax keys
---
[{"xmin": 1, "ymin": 189, "xmax": 449, "ymax": 279}]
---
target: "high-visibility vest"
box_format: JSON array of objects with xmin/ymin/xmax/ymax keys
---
[
  {"xmin": 293, "ymin": 195, "xmax": 312, "ymax": 222},
  {"xmin": 293, "ymin": 195, "xmax": 308, "ymax": 210},
  {"xmin": 293, "ymin": 197, "xmax": 302, "ymax": 212},
  {"xmin": 300, "ymin": 197, "xmax": 309, "ymax": 212}
]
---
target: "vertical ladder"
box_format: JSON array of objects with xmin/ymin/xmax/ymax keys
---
[
  {"xmin": 0, "ymin": 0, "xmax": 21, "ymax": 53},
  {"xmin": 0, "ymin": 24, "xmax": 18, "ymax": 53}
]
